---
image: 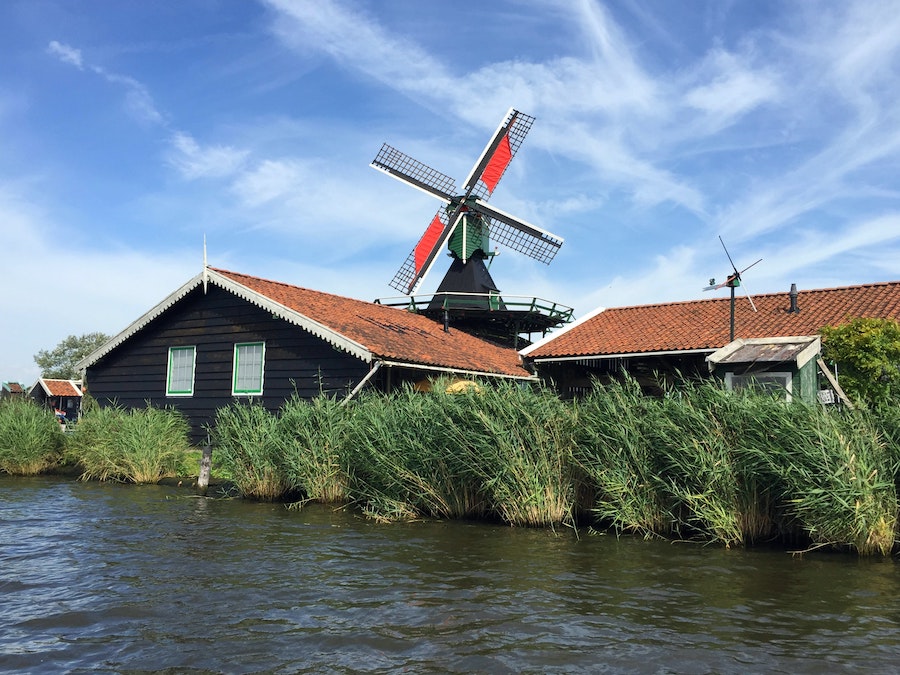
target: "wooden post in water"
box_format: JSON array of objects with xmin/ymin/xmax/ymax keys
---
[{"xmin": 198, "ymin": 443, "xmax": 212, "ymax": 496}]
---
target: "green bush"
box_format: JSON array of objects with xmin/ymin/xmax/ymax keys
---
[{"xmin": 0, "ymin": 398, "xmax": 64, "ymax": 475}]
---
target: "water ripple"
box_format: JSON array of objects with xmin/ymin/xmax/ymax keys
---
[{"xmin": 2, "ymin": 476, "xmax": 900, "ymax": 674}]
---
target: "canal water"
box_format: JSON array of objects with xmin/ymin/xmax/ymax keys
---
[{"xmin": 2, "ymin": 476, "xmax": 899, "ymax": 674}]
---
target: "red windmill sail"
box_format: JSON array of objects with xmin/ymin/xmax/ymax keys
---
[
  {"xmin": 414, "ymin": 213, "xmax": 446, "ymax": 274},
  {"xmin": 479, "ymin": 133, "xmax": 512, "ymax": 194}
]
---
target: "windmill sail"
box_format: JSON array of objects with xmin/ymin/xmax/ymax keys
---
[
  {"xmin": 371, "ymin": 144, "xmax": 456, "ymax": 202},
  {"xmin": 463, "ymin": 108, "xmax": 534, "ymax": 200}
]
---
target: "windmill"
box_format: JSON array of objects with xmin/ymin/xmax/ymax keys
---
[
  {"xmin": 371, "ymin": 108, "xmax": 571, "ymax": 346},
  {"xmin": 703, "ymin": 236, "xmax": 762, "ymax": 342}
]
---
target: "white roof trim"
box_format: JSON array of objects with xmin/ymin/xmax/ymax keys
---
[
  {"xmin": 519, "ymin": 304, "xmax": 607, "ymax": 357},
  {"xmin": 531, "ymin": 347, "xmax": 717, "ymax": 364},
  {"xmin": 76, "ymin": 269, "xmax": 374, "ymax": 371},
  {"xmin": 76, "ymin": 273, "xmax": 206, "ymax": 372},
  {"xmin": 29, "ymin": 378, "xmax": 82, "ymax": 397}
]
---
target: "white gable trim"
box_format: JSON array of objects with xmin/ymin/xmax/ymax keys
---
[
  {"xmin": 76, "ymin": 269, "xmax": 374, "ymax": 372},
  {"xmin": 519, "ymin": 304, "xmax": 607, "ymax": 357}
]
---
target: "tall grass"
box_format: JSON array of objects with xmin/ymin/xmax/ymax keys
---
[
  {"xmin": 461, "ymin": 382, "xmax": 580, "ymax": 528},
  {"xmin": 571, "ymin": 376, "xmax": 897, "ymax": 554},
  {"xmin": 278, "ymin": 395, "xmax": 351, "ymax": 503},
  {"xmin": 42, "ymin": 371, "xmax": 899, "ymax": 555},
  {"xmin": 347, "ymin": 385, "xmax": 486, "ymax": 521},
  {"xmin": 573, "ymin": 379, "xmax": 672, "ymax": 538},
  {"xmin": 212, "ymin": 401, "xmax": 289, "ymax": 501},
  {"xmin": 0, "ymin": 398, "xmax": 64, "ymax": 475},
  {"xmin": 752, "ymin": 405, "xmax": 898, "ymax": 556},
  {"xmin": 70, "ymin": 404, "xmax": 189, "ymax": 483}
]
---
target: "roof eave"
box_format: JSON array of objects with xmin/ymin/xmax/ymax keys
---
[
  {"xmin": 531, "ymin": 347, "xmax": 718, "ymax": 364},
  {"xmin": 377, "ymin": 359, "xmax": 537, "ymax": 381}
]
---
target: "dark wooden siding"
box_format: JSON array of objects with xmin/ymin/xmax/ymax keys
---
[{"xmin": 85, "ymin": 285, "xmax": 370, "ymax": 443}]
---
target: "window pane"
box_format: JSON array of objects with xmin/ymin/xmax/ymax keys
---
[
  {"xmin": 234, "ymin": 343, "xmax": 264, "ymax": 394},
  {"xmin": 167, "ymin": 347, "xmax": 195, "ymax": 395}
]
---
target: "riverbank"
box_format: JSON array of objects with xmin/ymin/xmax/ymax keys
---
[{"xmin": 3, "ymin": 379, "xmax": 899, "ymax": 555}]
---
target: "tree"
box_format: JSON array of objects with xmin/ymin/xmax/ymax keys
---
[
  {"xmin": 34, "ymin": 332, "xmax": 110, "ymax": 380},
  {"xmin": 820, "ymin": 317, "xmax": 900, "ymax": 407}
]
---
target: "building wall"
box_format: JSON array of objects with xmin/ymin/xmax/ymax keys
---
[{"xmin": 86, "ymin": 285, "xmax": 370, "ymax": 442}]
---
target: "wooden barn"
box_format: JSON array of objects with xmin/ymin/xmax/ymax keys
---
[
  {"xmin": 521, "ymin": 280, "xmax": 900, "ymax": 397},
  {"xmin": 77, "ymin": 267, "xmax": 535, "ymax": 441}
]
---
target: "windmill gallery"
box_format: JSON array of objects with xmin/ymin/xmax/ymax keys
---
[{"xmin": 77, "ymin": 108, "xmax": 900, "ymax": 442}]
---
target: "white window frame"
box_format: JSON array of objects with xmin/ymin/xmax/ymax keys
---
[
  {"xmin": 232, "ymin": 342, "xmax": 265, "ymax": 396},
  {"xmin": 725, "ymin": 371, "xmax": 793, "ymax": 401},
  {"xmin": 166, "ymin": 346, "xmax": 196, "ymax": 397}
]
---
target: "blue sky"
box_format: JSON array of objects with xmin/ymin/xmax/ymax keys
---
[{"xmin": 3, "ymin": 0, "xmax": 900, "ymax": 385}]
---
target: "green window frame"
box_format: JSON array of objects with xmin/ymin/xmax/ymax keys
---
[
  {"xmin": 166, "ymin": 346, "xmax": 196, "ymax": 396},
  {"xmin": 232, "ymin": 342, "xmax": 265, "ymax": 396}
]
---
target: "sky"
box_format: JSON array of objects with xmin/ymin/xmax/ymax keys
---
[{"xmin": 3, "ymin": 0, "xmax": 900, "ymax": 385}]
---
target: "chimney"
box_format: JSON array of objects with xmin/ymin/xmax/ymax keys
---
[{"xmin": 788, "ymin": 283, "xmax": 800, "ymax": 314}]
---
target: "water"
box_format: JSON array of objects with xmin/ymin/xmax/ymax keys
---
[{"xmin": 2, "ymin": 476, "xmax": 899, "ymax": 674}]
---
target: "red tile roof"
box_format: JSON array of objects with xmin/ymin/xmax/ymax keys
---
[
  {"xmin": 213, "ymin": 268, "xmax": 531, "ymax": 378},
  {"xmin": 526, "ymin": 281, "xmax": 900, "ymax": 359},
  {"xmin": 40, "ymin": 379, "xmax": 82, "ymax": 397}
]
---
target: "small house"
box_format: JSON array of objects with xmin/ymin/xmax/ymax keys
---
[
  {"xmin": 77, "ymin": 267, "xmax": 535, "ymax": 442},
  {"xmin": 1, "ymin": 382, "xmax": 25, "ymax": 400},
  {"xmin": 706, "ymin": 335, "xmax": 822, "ymax": 403},
  {"xmin": 29, "ymin": 378, "xmax": 83, "ymax": 420}
]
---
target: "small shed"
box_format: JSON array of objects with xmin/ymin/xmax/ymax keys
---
[
  {"xmin": 29, "ymin": 378, "xmax": 83, "ymax": 420},
  {"xmin": 1, "ymin": 382, "xmax": 25, "ymax": 400},
  {"xmin": 706, "ymin": 336, "xmax": 820, "ymax": 403}
]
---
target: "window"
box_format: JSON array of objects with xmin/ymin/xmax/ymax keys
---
[
  {"xmin": 726, "ymin": 371, "xmax": 792, "ymax": 401},
  {"xmin": 167, "ymin": 346, "xmax": 196, "ymax": 396},
  {"xmin": 232, "ymin": 342, "xmax": 265, "ymax": 395}
]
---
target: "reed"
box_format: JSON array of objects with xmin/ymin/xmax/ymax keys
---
[
  {"xmin": 461, "ymin": 382, "xmax": 579, "ymax": 528},
  {"xmin": 573, "ymin": 378, "xmax": 672, "ymax": 538},
  {"xmin": 759, "ymin": 405, "xmax": 898, "ymax": 556},
  {"xmin": 278, "ymin": 395, "xmax": 351, "ymax": 503},
  {"xmin": 0, "ymin": 398, "xmax": 65, "ymax": 475},
  {"xmin": 70, "ymin": 404, "xmax": 189, "ymax": 483},
  {"xmin": 346, "ymin": 385, "xmax": 486, "ymax": 521},
  {"xmin": 212, "ymin": 401, "xmax": 290, "ymax": 501},
  {"xmin": 651, "ymin": 381, "xmax": 776, "ymax": 547}
]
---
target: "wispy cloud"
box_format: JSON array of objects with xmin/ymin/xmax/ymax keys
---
[
  {"xmin": 47, "ymin": 39, "xmax": 164, "ymax": 125},
  {"xmin": 168, "ymin": 132, "xmax": 250, "ymax": 179},
  {"xmin": 47, "ymin": 40, "xmax": 83, "ymax": 69}
]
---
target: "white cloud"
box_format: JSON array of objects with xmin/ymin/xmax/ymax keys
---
[
  {"xmin": 168, "ymin": 132, "xmax": 250, "ymax": 180},
  {"xmin": 683, "ymin": 50, "xmax": 780, "ymax": 129},
  {"xmin": 231, "ymin": 158, "xmax": 307, "ymax": 206},
  {"xmin": 47, "ymin": 40, "xmax": 83, "ymax": 69}
]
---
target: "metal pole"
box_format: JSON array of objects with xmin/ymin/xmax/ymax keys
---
[{"xmin": 730, "ymin": 284, "xmax": 736, "ymax": 342}]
